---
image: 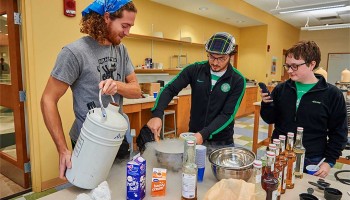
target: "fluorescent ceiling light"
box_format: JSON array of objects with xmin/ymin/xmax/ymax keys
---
[
  {"xmin": 301, "ymin": 23, "xmax": 350, "ymax": 31},
  {"xmin": 271, "ymin": 0, "xmax": 350, "ymax": 14}
]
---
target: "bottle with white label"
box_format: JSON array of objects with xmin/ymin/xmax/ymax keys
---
[
  {"xmin": 248, "ymin": 160, "xmax": 267, "ymax": 200},
  {"xmin": 181, "ymin": 138, "xmax": 197, "ymax": 200},
  {"xmin": 293, "ymin": 127, "xmax": 306, "ymax": 179}
]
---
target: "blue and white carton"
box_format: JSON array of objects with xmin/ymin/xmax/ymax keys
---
[{"xmin": 126, "ymin": 154, "xmax": 146, "ymax": 200}]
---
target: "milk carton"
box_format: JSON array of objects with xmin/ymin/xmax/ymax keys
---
[{"xmin": 126, "ymin": 154, "xmax": 146, "ymax": 200}]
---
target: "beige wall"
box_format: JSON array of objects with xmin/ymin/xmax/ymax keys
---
[
  {"xmin": 300, "ymin": 29, "xmax": 350, "ymax": 71},
  {"xmin": 21, "ymin": 0, "xmax": 90, "ymax": 191},
  {"xmin": 239, "ymin": 25, "xmax": 268, "ymax": 81},
  {"xmin": 212, "ymin": 0, "xmax": 300, "ymax": 83},
  {"xmin": 21, "ymin": 0, "xmax": 301, "ymax": 191},
  {"xmin": 123, "ymin": 0, "xmax": 240, "ymax": 68}
]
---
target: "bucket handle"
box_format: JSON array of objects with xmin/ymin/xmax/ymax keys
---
[{"xmin": 99, "ymin": 89, "xmax": 115, "ymax": 118}]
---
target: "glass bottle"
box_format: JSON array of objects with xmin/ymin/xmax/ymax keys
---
[
  {"xmin": 272, "ymin": 139, "xmax": 280, "ymax": 157},
  {"xmin": 181, "ymin": 139, "xmax": 197, "ymax": 200},
  {"xmin": 248, "ymin": 160, "xmax": 267, "ymax": 200},
  {"xmin": 277, "ymin": 135, "xmax": 287, "ymax": 194},
  {"xmin": 269, "ymin": 144, "xmax": 282, "ymax": 200},
  {"xmin": 293, "ymin": 127, "xmax": 306, "ymax": 179},
  {"xmin": 277, "ymin": 135, "xmax": 286, "ymax": 160},
  {"xmin": 285, "ymin": 132, "xmax": 296, "ymax": 189},
  {"xmin": 262, "ymin": 151, "xmax": 278, "ymax": 200}
]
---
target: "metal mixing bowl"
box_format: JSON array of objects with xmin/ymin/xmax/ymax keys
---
[
  {"xmin": 208, "ymin": 147, "xmax": 256, "ymax": 181},
  {"xmin": 153, "ymin": 139, "xmax": 184, "ymax": 171}
]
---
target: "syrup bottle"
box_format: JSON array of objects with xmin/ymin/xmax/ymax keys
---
[{"xmin": 262, "ymin": 151, "xmax": 278, "ymax": 200}]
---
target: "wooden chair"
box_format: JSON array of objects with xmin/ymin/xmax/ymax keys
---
[
  {"xmin": 252, "ymin": 102, "xmax": 273, "ymax": 155},
  {"xmin": 161, "ymin": 110, "xmax": 177, "ymax": 139}
]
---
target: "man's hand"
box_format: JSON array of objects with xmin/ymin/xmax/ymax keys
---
[
  {"xmin": 58, "ymin": 149, "xmax": 72, "ymax": 179},
  {"xmin": 147, "ymin": 117, "xmax": 162, "ymax": 142},
  {"xmin": 99, "ymin": 78, "xmax": 119, "ymax": 95},
  {"xmin": 194, "ymin": 132, "xmax": 203, "ymax": 145},
  {"xmin": 313, "ymin": 162, "xmax": 331, "ymax": 178}
]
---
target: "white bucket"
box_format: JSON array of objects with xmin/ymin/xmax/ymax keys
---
[
  {"xmin": 66, "ymin": 127, "xmax": 123, "ymax": 189},
  {"xmin": 65, "ymin": 90, "xmax": 127, "ymax": 189},
  {"xmin": 83, "ymin": 103, "xmax": 128, "ymax": 140}
]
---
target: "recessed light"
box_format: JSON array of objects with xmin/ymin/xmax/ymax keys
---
[
  {"xmin": 236, "ymin": 20, "xmax": 245, "ymax": 23},
  {"xmin": 199, "ymin": 7, "xmax": 208, "ymax": 11}
]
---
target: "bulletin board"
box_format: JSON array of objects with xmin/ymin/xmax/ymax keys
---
[{"xmin": 327, "ymin": 53, "xmax": 350, "ymax": 85}]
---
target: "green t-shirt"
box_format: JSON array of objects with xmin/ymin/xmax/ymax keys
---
[{"xmin": 295, "ymin": 82, "xmax": 317, "ymax": 109}]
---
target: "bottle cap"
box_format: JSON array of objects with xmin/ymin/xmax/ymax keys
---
[
  {"xmin": 297, "ymin": 127, "xmax": 304, "ymax": 131},
  {"xmin": 279, "ymin": 135, "xmax": 286, "ymax": 140},
  {"xmin": 187, "ymin": 140, "xmax": 195, "ymax": 146},
  {"xmin": 266, "ymin": 151, "xmax": 275, "ymax": 157},
  {"xmin": 269, "ymin": 143, "xmax": 277, "ymax": 150},
  {"xmin": 273, "ymin": 139, "xmax": 280, "ymax": 144},
  {"xmin": 253, "ymin": 160, "xmax": 262, "ymax": 168},
  {"xmin": 287, "ymin": 132, "xmax": 294, "ymax": 137}
]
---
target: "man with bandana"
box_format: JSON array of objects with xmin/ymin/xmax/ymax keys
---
[
  {"xmin": 41, "ymin": 0, "xmax": 141, "ymax": 179},
  {"xmin": 147, "ymin": 32, "xmax": 246, "ymax": 151}
]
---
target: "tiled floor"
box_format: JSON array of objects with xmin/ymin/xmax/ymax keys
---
[{"xmin": 3, "ymin": 114, "xmax": 350, "ymax": 199}]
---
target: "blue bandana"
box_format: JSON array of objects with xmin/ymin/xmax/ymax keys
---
[{"xmin": 82, "ymin": 0, "xmax": 132, "ymax": 17}]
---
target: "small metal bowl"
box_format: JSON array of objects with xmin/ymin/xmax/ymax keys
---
[{"xmin": 208, "ymin": 147, "xmax": 256, "ymax": 181}]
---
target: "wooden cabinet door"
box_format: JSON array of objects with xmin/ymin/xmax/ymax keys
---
[{"xmin": 176, "ymin": 95, "xmax": 191, "ymax": 135}]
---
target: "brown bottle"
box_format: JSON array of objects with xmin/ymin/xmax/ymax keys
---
[
  {"xmin": 269, "ymin": 144, "xmax": 282, "ymax": 200},
  {"xmin": 262, "ymin": 151, "xmax": 279, "ymax": 200},
  {"xmin": 277, "ymin": 135, "xmax": 287, "ymax": 194},
  {"xmin": 272, "ymin": 141, "xmax": 285, "ymax": 199},
  {"xmin": 285, "ymin": 132, "xmax": 296, "ymax": 189}
]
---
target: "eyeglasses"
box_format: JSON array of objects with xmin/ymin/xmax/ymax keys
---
[
  {"xmin": 283, "ymin": 62, "xmax": 307, "ymax": 71},
  {"xmin": 207, "ymin": 54, "xmax": 228, "ymax": 63}
]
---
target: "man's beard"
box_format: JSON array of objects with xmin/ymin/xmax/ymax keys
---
[
  {"xmin": 210, "ymin": 62, "xmax": 229, "ymax": 72},
  {"xmin": 106, "ymin": 24, "xmax": 121, "ymax": 45}
]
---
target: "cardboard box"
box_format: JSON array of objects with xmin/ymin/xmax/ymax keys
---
[
  {"xmin": 126, "ymin": 154, "xmax": 146, "ymax": 200},
  {"xmin": 142, "ymin": 83, "xmax": 161, "ymax": 95},
  {"xmin": 151, "ymin": 168, "xmax": 167, "ymax": 196}
]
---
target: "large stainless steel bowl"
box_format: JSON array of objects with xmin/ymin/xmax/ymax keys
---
[
  {"xmin": 208, "ymin": 147, "xmax": 256, "ymax": 181},
  {"xmin": 153, "ymin": 139, "xmax": 184, "ymax": 171}
]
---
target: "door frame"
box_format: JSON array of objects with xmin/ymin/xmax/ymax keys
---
[
  {"xmin": 280, "ymin": 49, "xmax": 289, "ymax": 82},
  {"xmin": 0, "ymin": 0, "xmax": 30, "ymax": 188}
]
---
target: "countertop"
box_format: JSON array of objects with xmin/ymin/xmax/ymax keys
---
[
  {"xmin": 124, "ymin": 86, "xmax": 257, "ymax": 105},
  {"xmin": 39, "ymin": 148, "xmax": 349, "ymax": 200},
  {"xmin": 123, "ymin": 89, "xmax": 190, "ymax": 105}
]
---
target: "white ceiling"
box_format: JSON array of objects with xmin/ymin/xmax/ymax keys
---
[{"xmin": 151, "ymin": 0, "xmax": 350, "ymax": 29}]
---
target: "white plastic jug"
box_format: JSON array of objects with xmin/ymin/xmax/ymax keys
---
[{"xmin": 66, "ymin": 90, "xmax": 128, "ymax": 189}]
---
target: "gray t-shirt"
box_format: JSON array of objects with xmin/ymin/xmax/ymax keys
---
[{"xmin": 51, "ymin": 36, "xmax": 134, "ymax": 141}]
